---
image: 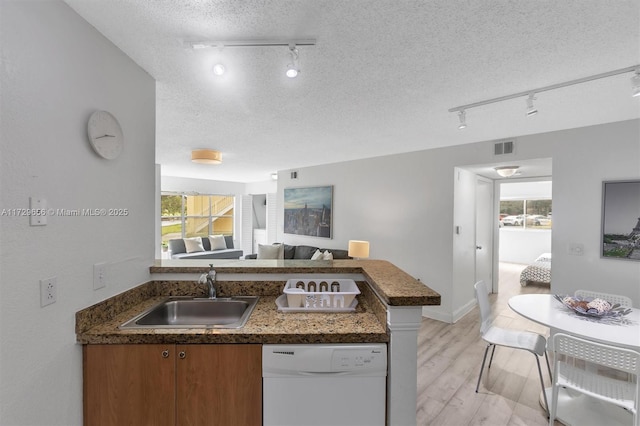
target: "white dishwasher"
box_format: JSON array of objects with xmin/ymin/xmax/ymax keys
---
[{"xmin": 262, "ymin": 343, "xmax": 387, "ymax": 426}]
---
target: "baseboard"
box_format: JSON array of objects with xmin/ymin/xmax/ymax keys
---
[
  {"xmin": 452, "ymin": 298, "xmax": 476, "ymax": 323},
  {"xmin": 421, "ymin": 298, "xmax": 477, "ymax": 324},
  {"xmin": 421, "ymin": 306, "xmax": 452, "ymax": 323}
]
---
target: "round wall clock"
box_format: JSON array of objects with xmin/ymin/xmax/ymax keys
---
[{"xmin": 87, "ymin": 110, "xmax": 124, "ymax": 160}]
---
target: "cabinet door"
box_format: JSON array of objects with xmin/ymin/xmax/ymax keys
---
[
  {"xmin": 176, "ymin": 344, "xmax": 262, "ymax": 426},
  {"xmin": 84, "ymin": 344, "xmax": 176, "ymax": 426}
]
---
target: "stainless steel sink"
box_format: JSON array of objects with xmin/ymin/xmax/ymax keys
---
[{"xmin": 119, "ymin": 296, "xmax": 259, "ymax": 329}]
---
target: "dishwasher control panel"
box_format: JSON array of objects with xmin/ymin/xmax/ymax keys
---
[
  {"xmin": 331, "ymin": 346, "xmax": 386, "ymax": 371},
  {"xmin": 263, "ymin": 343, "xmax": 387, "ymax": 376}
]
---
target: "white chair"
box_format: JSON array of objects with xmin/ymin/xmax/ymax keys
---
[
  {"xmin": 574, "ymin": 289, "xmax": 633, "ymax": 308},
  {"xmin": 474, "ymin": 280, "xmax": 552, "ymax": 413},
  {"xmin": 549, "ymin": 333, "xmax": 640, "ymax": 426}
]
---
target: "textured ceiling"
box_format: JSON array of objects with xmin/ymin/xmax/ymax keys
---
[{"xmin": 64, "ymin": 0, "xmax": 640, "ymax": 183}]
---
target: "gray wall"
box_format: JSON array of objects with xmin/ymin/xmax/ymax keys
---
[{"xmin": 0, "ymin": 1, "xmax": 155, "ymax": 424}]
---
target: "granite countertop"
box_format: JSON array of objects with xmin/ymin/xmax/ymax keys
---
[
  {"xmin": 76, "ymin": 259, "xmax": 439, "ymax": 345},
  {"xmin": 150, "ymin": 259, "xmax": 440, "ymax": 307},
  {"xmin": 76, "ymin": 281, "xmax": 389, "ymax": 345}
]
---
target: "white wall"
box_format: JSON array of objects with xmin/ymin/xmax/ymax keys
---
[
  {"xmin": 0, "ymin": 2, "xmax": 155, "ymax": 425},
  {"xmin": 499, "ymin": 229, "xmax": 552, "ymax": 263},
  {"xmin": 279, "ymin": 120, "xmax": 640, "ymax": 320},
  {"xmin": 549, "ymin": 120, "xmax": 640, "ymax": 303},
  {"xmin": 501, "ymin": 180, "xmax": 552, "ymax": 200},
  {"xmin": 161, "ymin": 175, "xmax": 246, "ymax": 195}
]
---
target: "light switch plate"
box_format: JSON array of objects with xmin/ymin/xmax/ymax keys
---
[
  {"xmin": 29, "ymin": 197, "xmax": 47, "ymax": 226},
  {"xmin": 93, "ymin": 262, "xmax": 107, "ymax": 290}
]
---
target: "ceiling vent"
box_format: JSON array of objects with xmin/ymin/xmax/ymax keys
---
[{"xmin": 494, "ymin": 140, "xmax": 515, "ymax": 156}]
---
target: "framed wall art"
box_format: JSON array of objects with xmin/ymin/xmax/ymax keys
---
[
  {"xmin": 284, "ymin": 186, "xmax": 333, "ymax": 238},
  {"xmin": 601, "ymin": 179, "xmax": 640, "ymax": 261}
]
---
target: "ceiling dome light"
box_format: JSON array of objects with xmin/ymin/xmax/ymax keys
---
[
  {"xmin": 494, "ymin": 166, "xmax": 519, "ymax": 178},
  {"xmin": 457, "ymin": 110, "xmax": 467, "ymax": 129},
  {"xmin": 526, "ymin": 93, "xmax": 538, "ymax": 116},
  {"xmin": 191, "ymin": 149, "xmax": 222, "ymax": 164},
  {"xmin": 632, "ymin": 70, "xmax": 640, "ymax": 97},
  {"xmin": 212, "ymin": 63, "xmax": 225, "ymax": 76}
]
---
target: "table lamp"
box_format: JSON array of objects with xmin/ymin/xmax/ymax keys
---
[{"xmin": 348, "ymin": 240, "xmax": 370, "ymax": 260}]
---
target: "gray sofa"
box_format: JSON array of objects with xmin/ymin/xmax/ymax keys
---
[
  {"xmin": 168, "ymin": 236, "xmax": 243, "ymax": 260},
  {"xmin": 245, "ymin": 243, "xmax": 350, "ymax": 260}
]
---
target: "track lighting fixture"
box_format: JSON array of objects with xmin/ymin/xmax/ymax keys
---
[
  {"xmin": 186, "ymin": 39, "xmax": 315, "ymax": 79},
  {"xmin": 286, "ymin": 46, "xmax": 300, "ymax": 78},
  {"xmin": 526, "ymin": 93, "xmax": 538, "ymax": 116},
  {"xmin": 448, "ymin": 64, "xmax": 640, "ymax": 128},
  {"xmin": 457, "ymin": 110, "xmax": 467, "ymax": 130},
  {"xmin": 633, "ymin": 69, "xmax": 640, "ymax": 98}
]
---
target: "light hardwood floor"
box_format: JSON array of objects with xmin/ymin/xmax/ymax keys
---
[{"xmin": 416, "ymin": 263, "xmax": 560, "ymax": 426}]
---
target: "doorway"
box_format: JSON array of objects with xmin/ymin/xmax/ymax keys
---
[{"xmin": 498, "ymin": 179, "xmax": 553, "ymax": 293}]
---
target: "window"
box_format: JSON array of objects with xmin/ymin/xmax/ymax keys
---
[
  {"xmin": 500, "ymin": 199, "xmax": 552, "ymax": 229},
  {"xmin": 161, "ymin": 193, "xmax": 234, "ymax": 245}
]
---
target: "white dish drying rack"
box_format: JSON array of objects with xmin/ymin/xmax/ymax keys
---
[{"xmin": 277, "ymin": 279, "xmax": 360, "ymax": 312}]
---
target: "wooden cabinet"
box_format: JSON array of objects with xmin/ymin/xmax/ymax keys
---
[{"xmin": 84, "ymin": 344, "xmax": 262, "ymax": 426}]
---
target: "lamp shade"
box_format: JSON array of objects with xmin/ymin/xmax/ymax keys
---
[
  {"xmin": 192, "ymin": 149, "xmax": 222, "ymax": 164},
  {"xmin": 348, "ymin": 240, "xmax": 370, "ymax": 259}
]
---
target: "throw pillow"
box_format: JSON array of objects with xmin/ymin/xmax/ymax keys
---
[
  {"xmin": 209, "ymin": 235, "xmax": 227, "ymax": 250},
  {"xmin": 311, "ymin": 249, "xmax": 323, "ymax": 260},
  {"xmin": 322, "ymin": 250, "xmax": 334, "ymax": 260},
  {"xmin": 183, "ymin": 237, "xmax": 204, "ymax": 253},
  {"xmin": 257, "ymin": 243, "xmax": 284, "ymax": 259}
]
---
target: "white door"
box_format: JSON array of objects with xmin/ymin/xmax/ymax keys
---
[{"xmin": 475, "ymin": 177, "xmax": 493, "ymax": 292}]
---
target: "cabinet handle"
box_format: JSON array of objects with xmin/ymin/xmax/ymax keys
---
[
  {"xmin": 162, "ymin": 350, "xmax": 169, "ymax": 358},
  {"xmin": 179, "ymin": 351, "xmax": 186, "ymax": 359}
]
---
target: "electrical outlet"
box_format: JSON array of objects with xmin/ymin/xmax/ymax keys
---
[
  {"xmin": 93, "ymin": 262, "xmax": 107, "ymax": 290},
  {"xmin": 40, "ymin": 277, "xmax": 57, "ymax": 307}
]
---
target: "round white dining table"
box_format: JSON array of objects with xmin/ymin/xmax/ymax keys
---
[
  {"xmin": 508, "ymin": 293, "xmax": 640, "ymax": 350},
  {"xmin": 509, "ymin": 293, "xmax": 639, "ymax": 425}
]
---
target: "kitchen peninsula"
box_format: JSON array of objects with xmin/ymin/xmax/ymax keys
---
[{"xmin": 77, "ymin": 259, "xmax": 440, "ymax": 425}]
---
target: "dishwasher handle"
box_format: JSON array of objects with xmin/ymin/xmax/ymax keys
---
[
  {"xmin": 263, "ymin": 368, "xmax": 387, "ymax": 378},
  {"xmin": 297, "ymin": 371, "xmax": 352, "ymax": 377}
]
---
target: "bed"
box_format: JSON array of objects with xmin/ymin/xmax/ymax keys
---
[{"xmin": 520, "ymin": 253, "xmax": 552, "ymax": 286}]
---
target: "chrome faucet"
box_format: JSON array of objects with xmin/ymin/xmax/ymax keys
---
[{"xmin": 204, "ymin": 264, "xmax": 217, "ymax": 299}]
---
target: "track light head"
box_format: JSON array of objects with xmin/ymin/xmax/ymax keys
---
[
  {"xmin": 286, "ymin": 64, "xmax": 299, "ymax": 78},
  {"xmin": 632, "ymin": 70, "xmax": 640, "ymax": 98},
  {"xmin": 286, "ymin": 46, "xmax": 300, "ymax": 78},
  {"xmin": 526, "ymin": 93, "xmax": 538, "ymax": 116},
  {"xmin": 457, "ymin": 110, "xmax": 467, "ymax": 130}
]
